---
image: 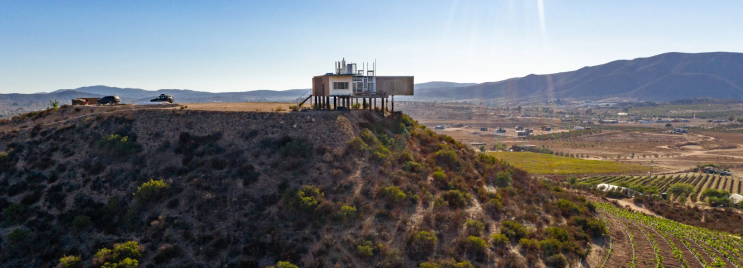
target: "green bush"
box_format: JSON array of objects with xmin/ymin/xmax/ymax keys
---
[
  {"xmin": 464, "ymin": 236, "xmax": 487, "ymax": 253},
  {"xmin": 419, "ymin": 259, "xmax": 473, "ymax": 268},
  {"xmin": 381, "ymin": 186, "xmax": 407, "ymax": 204},
  {"xmin": 404, "ymin": 161, "xmax": 424, "ymax": 173},
  {"xmin": 134, "ymin": 179, "xmax": 169, "ymax": 204},
  {"xmin": 338, "ymin": 205, "xmax": 357, "ymax": 220},
  {"xmin": 432, "ymin": 171, "xmax": 447, "ymax": 183},
  {"xmin": 490, "ymin": 233, "xmax": 510, "ymax": 247},
  {"xmin": 436, "ymin": 150, "xmax": 460, "ymax": 170},
  {"xmin": 545, "ymin": 227, "xmax": 570, "ymax": 242},
  {"xmin": 95, "ymin": 241, "xmax": 142, "ymax": 268},
  {"xmin": 59, "ymin": 255, "xmax": 83, "ymax": 268},
  {"xmin": 293, "ymin": 186, "xmax": 324, "ymax": 211},
  {"xmin": 441, "ymin": 190, "xmax": 469, "ymax": 208},
  {"xmin": 347, "ymin": 137, "xmax": 368, "ymax": 152},
  {"xmin": 408, "ymin": 231, "xmax": 437, "ymax": 257},
  {"xmin": 496, "ymin": 171, "xmax": 512, "ymax": 187},
  {"xmin": 372, "ymin": 147, "xmax": 391, "ymax": 162},
  {"xmin": 500, "ymin": 221, "xmax": 528, "ymax": 241},
  {"xmin": 98, "ymin": 134, "xmax": 138, "ymax": 157},
  {"xmin": 360, "ymin": 129, "xmax": 379, "ymax": 146},
  {"xmin": 270, "ymin": 261, "xmax": 299, "ymax": 268},
  {"xmin": 465, "ymin": 219, "xmax": 485, "ymax": 235},
  {"xmin": 544, "ymin": 254, "xmax": 568, "ymax": 268},
  {"xmin": 356, "ymin": 241, "xmax": 374, "ymax": 257},
  {"xmin": 540, "ymin": 238, "xmax": 562, "ymax": 255},
  {"xmin": 518, "ymin": 238, "xmax": 540, "ymax": 252}
]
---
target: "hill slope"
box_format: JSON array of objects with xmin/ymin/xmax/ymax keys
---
[
  {"xmin": 415, "ymin": 52, "xmax": 743, "ymax": 101},
  {"xmin": 0, "ymin": 108, "xmax": 607, "ymax": 267}
]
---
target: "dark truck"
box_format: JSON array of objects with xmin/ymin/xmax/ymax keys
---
[
  {"xmin": 97, "ymin": 96, "xmax": 121, "ymax": 105},
  {"xmin": 151, "ymin": 94, "xmax": 174, "ymax": 103}
]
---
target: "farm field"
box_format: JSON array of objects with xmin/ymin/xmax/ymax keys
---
[
  {"xmin": 489, "ymin": 151, "xmax": 650, "ymax": 175},
  {"xmin": 579, "ymin": 173, "xmax": 743, "ymax": 201},
  {"xmin": 597, "ymin": 202, "xmax": 743, "ymax": 268}
]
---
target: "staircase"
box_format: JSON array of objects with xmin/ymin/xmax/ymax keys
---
[{"xmin": 296, "ymin": 89, "xmax": 312, "ymax": 107}]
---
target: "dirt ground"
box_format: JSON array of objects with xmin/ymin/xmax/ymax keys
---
[{"xmin": 176, "ymin": 102, "xmax": 297, "ymax": 112}]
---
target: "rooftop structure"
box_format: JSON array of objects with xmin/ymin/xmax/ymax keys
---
[{"xmin": 303, "ymin": 58, "xmax": 414, "ymax": 112}]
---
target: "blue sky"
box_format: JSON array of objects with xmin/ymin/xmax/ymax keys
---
[{"xmin": 1, "ymin": 0, "xmax": 742, "ymax": 93}]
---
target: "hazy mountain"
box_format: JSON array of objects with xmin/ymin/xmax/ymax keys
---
[
  {"xmin": 414, "ymin": 81, "xmax": 477, "ymax": 89},
  {"xmin": 414, "ymin": 52, "xmax": 743, "ymax": 102}
]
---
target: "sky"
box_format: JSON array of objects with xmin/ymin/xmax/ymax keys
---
[{"xmin": 1, "ymin": 0, "xmax": 742, "ymax": 93}]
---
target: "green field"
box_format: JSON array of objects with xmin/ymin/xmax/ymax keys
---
[{"xmin": 489, "ymin": 152, "xmax": 650, "ymax": 175}]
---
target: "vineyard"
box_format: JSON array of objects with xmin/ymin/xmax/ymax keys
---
[
  {"xmin": 597, "ymin": 202, "xmax": 743, "ymax": 268},
  {"xmin": 579, "ymin": 173, "xmax": 743, "ymax": 202}
]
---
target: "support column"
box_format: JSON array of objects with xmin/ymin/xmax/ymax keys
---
[
  {"xmin": 326, "ymin": 96, "xmax": 330, "ymax": 110},
  {"xmin": 374, "ymin": 98, "xmax": 377, "ymax": 111},
  {"xmin": 363, "ymin": 98, "xmax": 367, "ymax": 110},
  {"xmin": 392, "ymin": 96, "xmax": 394, "ymax": 112}
]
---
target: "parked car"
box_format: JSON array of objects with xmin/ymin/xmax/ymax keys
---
[
  {"xmin": 151, "ymin": 94, "xmax": 174, "ymax": 103},
  {"xmin": 97, "ymin": 96, "xmax": 121, "ymax": 105}
]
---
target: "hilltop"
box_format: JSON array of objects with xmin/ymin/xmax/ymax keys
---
[
  {"xmin": 414, "ymin": 52, "xmax": 743, "ymax": 102},
  {"xmin": 0, "ymin": 106, "xmax": 607, "ymax": 267}
]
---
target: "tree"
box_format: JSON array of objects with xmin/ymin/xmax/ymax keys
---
[{"xmin": 729, "ymin": 115, "xmax": 735, "ymax": 122}]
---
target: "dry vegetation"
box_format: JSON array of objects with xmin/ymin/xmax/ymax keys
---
[{"xmin": 0, "ymin": 107, "xmax": 611, "ymax": 267}]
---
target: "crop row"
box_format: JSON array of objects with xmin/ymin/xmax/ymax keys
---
[
  {"xmin": 598, "ymin": 202, "xmax": 743, "ymax": 268},
  {"xmin": 580, "ymin": 173, "xmax": 742, "ymax": 197}
]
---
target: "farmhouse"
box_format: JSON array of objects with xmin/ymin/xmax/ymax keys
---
[{"xmin": 308, "ymin": 58, "xmax": 414, "ymax": 111}]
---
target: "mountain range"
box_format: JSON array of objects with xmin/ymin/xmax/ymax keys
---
[
  {"xmin": 414, "ymin": 52, "xmax": 743, "ymax": 102},
  {"xmin": 2, "ymin": 52, "xmax": 743, "ymax": 104}
]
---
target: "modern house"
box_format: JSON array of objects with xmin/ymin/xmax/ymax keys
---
[{"xmin": 305, "ymin": 58, "xmax": 414, "ymax": 111}]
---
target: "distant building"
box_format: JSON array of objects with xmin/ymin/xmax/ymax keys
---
[
  {"xmin": 480, "ymin": 127, "xmax": 488, "ymax": 131},
  {"xmin": 496, "ymin": 128, "xmax": 506, "ymax": 133}
]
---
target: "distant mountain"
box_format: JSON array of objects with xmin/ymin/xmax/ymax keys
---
[
  {"xmin": 0, "ymin": 90, "xmax": 101, "ymax": 104},
  {"xmin": 414, "ymin": 81, "xmax": 477, "ymax": 90},
  {"xmin": 51, "ymin": 86, "xmax": 310, "ymax": 103},
  {"xmin": 414, "ymin": 52, "xmax": 743, "ymax": 102}
]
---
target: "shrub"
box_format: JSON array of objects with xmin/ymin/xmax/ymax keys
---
[
  {"xmin": 347, "ymin": 138, "xmax": 368, "ymax": 152},
  {"xmin": 408, "ymin": 231, "xmax": 437, "ymax": 258},
  {"xmin": 356, "ymin": 241, "xmax": 374, "ymax": 257},
  {"xmin": 544, "ymin": 254, "xmax": 568, "ymax": 268},
  {"xmin": 545, "ymin": 227, "xmax": 569, "ymax": 242},
  {"xmin": 338, "ymin": 205, "xmax": 357, "ymax": 220},
  {"xmin": 436, "ymin": 150, "xmax": 460, "ymax": 170},
  {"xmin": 464, "ymin": 236, "xmax": 488, "ymax": 253},
  {"xmin": 270, "ymin": 261, "xmax": 299, "ymax": 268},
  {"xmin": 279, "ymin": 137, "xmax": 313, "ymax": 157},
  {"xmin": 73, "ymin": 215, "xmax": 92, "ymax": 230},
  {"xmin": 441, "ymin": 190, "xmax": 469, "ymax": 208},
  {"xmin": 432, "ymin": 171, "xmax": 447, "ymax": 184},
  {"xmin": 484, "ymin": 198, "xmax": 503, "ymax": 215},
  {"xmin": 95, "ymin": 241, "xmax": 143, "ymax": 268},
  {"xmin": 500, "ymin": 221, "xmax": 528, "ymax": 241},
  {"xmin": 381, "ymin": 186, "xmax": 407, "ymax": 204},
  {"xmin": 98, "ymin": 134, "xmax": 138, "ymax": 157},
  {"xmin": 496, "ymin": 171, "xmax": 512, "ymax": 188},
  {"xmin": 404, "ymin": 161, "xmax": 424, "ymax": 173},
  {"xmin": 490, "ymin": 233, "xmax": 510, "ymax": 247},
  {"xmin": 465, "ymin": 219, "xmax": 485, "ymax": 235},
  {"xmin": 286, "ymin": 186, "xmax": 324, "ymax": 211},
  {"xmin": 289, "ymin": 105, "xmax": 300, "ymax": 111},
  {"xmin": 539, "ymin": 238, "xmax": 562, "ymax": 255},
  {"xmin": 134, "ymin": 179, "xmax": 169, "ymax": 204},
  {"xmin": 372, "ymin": 147, "xmax": 391, "ymax": 162},
  {"xmin": 518, "ymin": 238, "xmax": 540, "ymax": 252},
  {"xmin": 59, "ymin": 255, "xmax": 82, "ymax": 268},
  {"xmin": 419, "ymin": 259, "xmax": 473, "ymax": 268},
  {"xmin": 573, "ymin": 216, "xmax": 607, "ymax": 237}
]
